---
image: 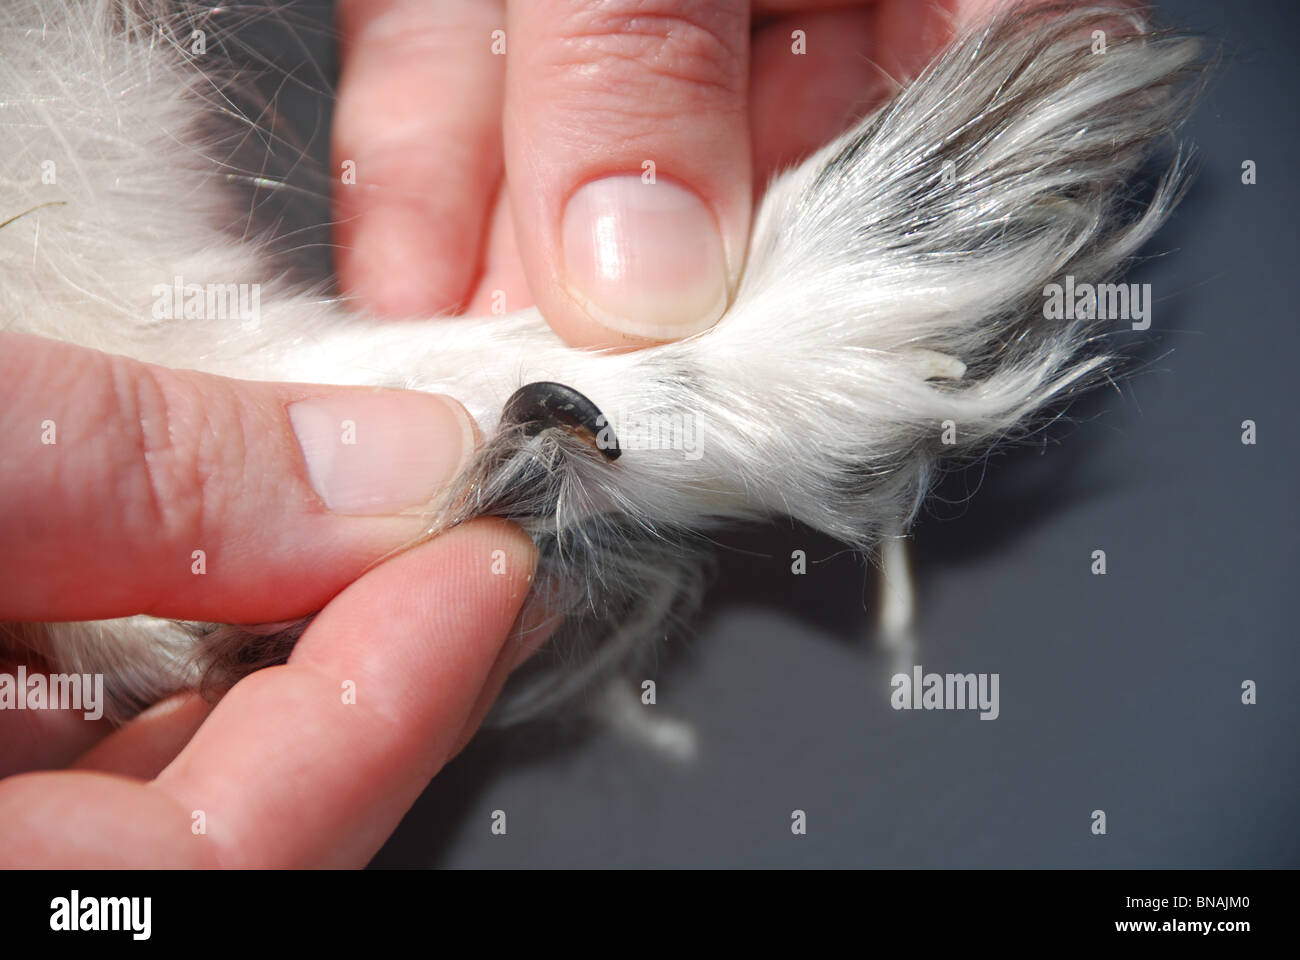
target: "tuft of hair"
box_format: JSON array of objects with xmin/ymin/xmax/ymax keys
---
[
  {"xmin": 1, "ymin": 1, "xmax": 1209, "ymax": 724},
  {"xmin": 469, "ymin": 2, "xmax": 1209, "ymax": 717},
  {"xmin": 479, "ymin": 2, "xmax": 1209, "ymax": 716}
]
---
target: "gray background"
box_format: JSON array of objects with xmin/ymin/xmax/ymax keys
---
[{"xmin": 241, "ymin": 0, "xmax": 1299, "ymax": 867}]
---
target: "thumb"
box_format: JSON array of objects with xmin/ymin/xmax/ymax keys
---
[
  {"xmin": 503, "ymin": 0, "xmax": 752, "ymax": 348},
  {"xmin": 0, "ymin": 332, "xmax": 477, "ymax": 622}
]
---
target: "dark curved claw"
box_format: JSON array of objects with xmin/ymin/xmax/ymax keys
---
[{"xmin": 500, "ymin": 381, "xmax": 621, "ymax": 461}]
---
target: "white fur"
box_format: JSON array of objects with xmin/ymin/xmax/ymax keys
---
[{"xmin": 0, "ymin": 1, "xmax": 1205, "ymax": 722}]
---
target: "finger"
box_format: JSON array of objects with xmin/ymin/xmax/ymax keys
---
[
  {"xmin": 0, "ymin": 332, "xmax": 477, "ymax": 623},
  {"xmin": 152, "ymin": 519, "xmax": 537, "ymax": 867},
  {"xmin": 749, "ymin": 1, "xmax": 1032, "ymax": 183},
  {"xmin": 751, "ymin": 0, "xmax": 1021, "ymax": 184},
  {"xmin": 875, "ymin": 0, "xmax": 1044, "ymax": 80},
  {"xmin": 0, "ymin": 657, "xmax": 111, "ymax": 778},
  {"xmin": 334, "ymin": 0, "xmax": 505, "ymax": 317},
  {"xmin": 462, "ymin": 184, "xmax": 534, "ymax": 316},
  {"xmin": 504, "ymin": 0, "xmax": 752, "ymax": 347},
  {"xmin": 447, "ymin": 603, "xmax": 564, "ymax": 759},
  {"xmin": 72, "ymin": 693, "xmax": 215, "ymax": 780},
  {"xmin": 749, "ymin": 7, "xmax": 882, "ymax": 185},
  {"xmin": 0, "ymin": 519, "xmax": 536, "ymax": 868},
  {"xmin": 872, "ymin": 0, "xmax": 963, "ymax": 81},
  {"xmin": 0, "ymin": 771, "xmax": 207, "ymax": 868}
]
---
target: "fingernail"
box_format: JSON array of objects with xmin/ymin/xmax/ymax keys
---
[
  {"xmin": 289, "ymin": 393, "xmax": 476, "ymax": 515},
  {"xmin": 562, "ymin": 175, "xmax": 729, "ymax": 341}
]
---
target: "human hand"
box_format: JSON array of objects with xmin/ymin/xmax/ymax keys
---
[
  {"xmin": 0, "ymin": 332, "xmax": 538, "ymax": 866},
  {"xmin": 334, "ymin": 0, "xmax": 1005, "ymax": 346}
]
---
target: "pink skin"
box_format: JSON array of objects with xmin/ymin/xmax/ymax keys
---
[
  {"xmin": 2, "ymin": 0, "xmax": 1015, "ymax": 866},
  {"xmin": 334, "ymin": 0, "xmax": 1010, "ymax": 346},
  {"xmin": 0, "ymin": 519, "xmax": 537, "ymax": 868},
  {"xmin": 0, "ymin": 333, "xmax": 539, "ymax": 866}
]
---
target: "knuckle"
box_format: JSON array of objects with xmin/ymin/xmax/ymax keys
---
[
  {"xmin": 543, "ymin": 2, "xmax": 746, "ymax": 113},
  {"xmin": 112, "ymin": 358, "xmax": 240, "ymax": 555}
]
